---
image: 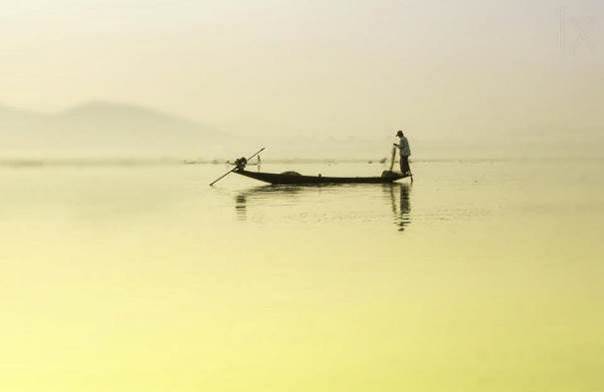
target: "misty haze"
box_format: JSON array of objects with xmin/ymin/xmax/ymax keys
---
[{"xmin": 1, "ymin": 1, "xmax": 603, "ymax": 392}]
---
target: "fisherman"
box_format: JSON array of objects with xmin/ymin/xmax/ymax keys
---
[{"xmin": 393, "ymin": 130, "xmax": 412, "ymax": 176}]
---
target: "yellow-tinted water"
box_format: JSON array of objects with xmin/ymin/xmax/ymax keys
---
[{"xmin": 1, "ymin": 159, "xmax": 603, "ymax": 391}]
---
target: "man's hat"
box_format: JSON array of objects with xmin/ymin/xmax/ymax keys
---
[{"xmin": 396, "ymin": 130, "xmax": 404, "ymax": 136}]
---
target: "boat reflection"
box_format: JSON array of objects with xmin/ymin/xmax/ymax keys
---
[
  {"xmin": 235, "ymin": 193, "xmax": 247, "ymax": 220},
  {"xmin": 235, "ymin": 183, "xmax": 412, "ymax": 232},
  {"xmin": 235, "ymin": 185, "xmax": 303, "ymax": 221}
]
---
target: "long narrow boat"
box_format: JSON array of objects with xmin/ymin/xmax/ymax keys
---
[{"xmin": 234, "ymin": 169, "xmax": 407, "ymax": 185}]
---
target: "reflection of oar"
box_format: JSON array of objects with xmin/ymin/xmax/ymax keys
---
[{"xmin": 209, "ymin": 147, "xmax": 265, "ymax": 186}]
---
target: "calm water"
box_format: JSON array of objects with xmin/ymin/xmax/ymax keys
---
[{"xmin": 2, "ymin": 159, "xmax": 603, "ymax": 391}]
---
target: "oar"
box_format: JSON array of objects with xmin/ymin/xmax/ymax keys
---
[
  {"xmin": 209, "ymin": 147, "xmax": 265, "ymax": 186},
  {"xmin": 389, "ymin": 146, "xmax": 396, "ymax": 171}
]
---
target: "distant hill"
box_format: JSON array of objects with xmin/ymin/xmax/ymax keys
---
[
  {"xmin": 0, "ymin": 101, "xmax": 230, "ymax": 157},
  {"xmin": 2, "ymin": 101, "xmax": 602, "ymax": 160},
  {"xmin": 0, "ymin": 102, "xmax": 399, "ymax": 160}
]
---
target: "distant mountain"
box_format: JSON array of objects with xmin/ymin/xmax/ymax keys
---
[
  {"xmin": 3, "ymin": 101, "xmax": 602, "ymax": 160},
  {"xmin": 0, "ymin": 101, "xmax": 230, "ymax": 157},
  {"xmin": 0, "ymin": 101, "xmax": 397, "ymax": 160}
]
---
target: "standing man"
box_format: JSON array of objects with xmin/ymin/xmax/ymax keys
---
[{"xmin": 393, "ymin": 130, "xmax": 412, "ymax": 178}]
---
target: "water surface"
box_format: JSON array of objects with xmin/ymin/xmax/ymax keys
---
[{"xmin": 1, "ymin": 159, "xmax": 603, "ymax": 391}]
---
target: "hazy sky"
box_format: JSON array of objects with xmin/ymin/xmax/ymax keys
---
[{"xmin": 2, "ymin": 0, "xmax": 603, "ymax": 139}]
